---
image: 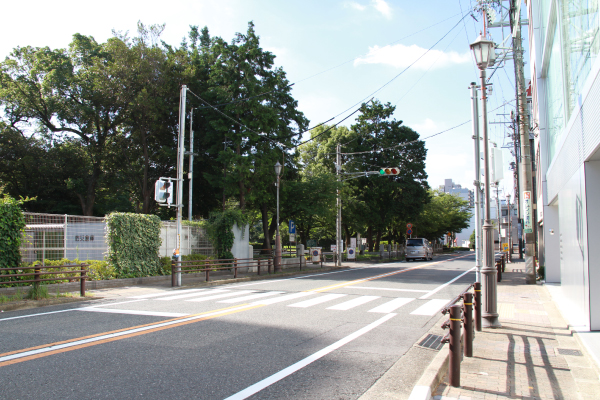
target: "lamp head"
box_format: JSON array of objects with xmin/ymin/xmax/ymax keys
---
[
  {"xmin": 470, "ymin": 34, "xmax": 496, "ymax": 70},
  {"xmin": 274, "ymin": 161, "xmax": 282, "ymax": 176}
]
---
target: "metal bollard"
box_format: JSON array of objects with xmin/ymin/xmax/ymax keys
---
[
  {"xmin": 501, "ymin": 254, "xmax": 506, "ymax": 272},
  {"xmin": 449, "ymin": 304, "xmax": 462, "ymax": 387},
  {"xmin": 463, "ymin": 292, "xmax": 473, "ymax": 357},
  {"xmin": 474, "ymin": 282, "xmax": 482, "ymax": 332},
  {"xmin": 496, "ymin": 258, "xmax": 502, "ymax": 283}
]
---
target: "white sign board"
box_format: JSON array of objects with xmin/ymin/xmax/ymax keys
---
[
  {"xmin": 523, "ymin": 191, "xmax": 533, "ymax": 233},
  {"xmin": 347, "ymin": 247, "xmax": 356, "ymax": 259},
  {"xmin": 331, "ymin": 244, "xmax": 337, "ymax": 252},
  {"xmin": 350, "ymin": 238, "xmax": 357, "ymax": 248},
  {"xmin": 289, "ymin": 233, "xmax": 296, "ymax": 242}
]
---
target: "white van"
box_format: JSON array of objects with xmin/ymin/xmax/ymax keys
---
[{"xmin": 405, "ymin": 238, "xmax": 433, "ymax": 261}]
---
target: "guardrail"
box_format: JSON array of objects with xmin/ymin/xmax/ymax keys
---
[
  {"xmin": 171, "ymin": 256, "xmax": 309, "ymax": 286},
  {"xmin": 0, "ymin": 264, "xmax": 88, "ymax": 296},
  {"xmin": 440, "ymin": 282, "xmax": 481, "ymax": 388}
]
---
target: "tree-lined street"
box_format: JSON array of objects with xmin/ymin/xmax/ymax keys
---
[{"xmin": 1, "ymin": 255, "xmax": 475, "ymax": 399}]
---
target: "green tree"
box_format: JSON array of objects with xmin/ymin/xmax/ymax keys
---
[{"xmin": 413, "ymin": 190, "xmax": 473, "ymax": 241}]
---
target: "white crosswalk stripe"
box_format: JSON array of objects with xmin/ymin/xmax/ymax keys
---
[
  {"xmin": 154, "ymin": 289, "xmax": 230, "ymax": 301},
  {"xmin": 253, "ymin": 291, "xmax": 315, "ymax": 305},
  {"xmin": 186, "ymin": 290, "xmax": 256, "ymax": 302},
  {"xmin": 288, "ymin": 293, "xmax": 347, "ymax": 308},
  {"xmin": 218, "ymin": 292, "xmax": 284, "ymax": 303},
  {"xmin": 129, "ymin": 289, "xmax": 205, "ymax": 299},
  {"xmin": 327, "ymin": 295, "xmax": 380, "ymax": 310},
  {"xmin": 368, "ymin": 297, "xmax": 415, "ymax": 313},
  {"xmin": 410, "ymin": 299, "xmax": 449, "ymax": 315}
]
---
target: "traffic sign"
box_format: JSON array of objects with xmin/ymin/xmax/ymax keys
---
[
  {"xmin": 289, "ymin": 233, "xmax": 296, "ymax": 242},
  {"xmin": 407, "ymin": 223, "xmax": 413, "ymax": 229},
  {"xmin": 289, "ymin": 220, "xmax": 296, "ymax": 234},
  {"xmin": 407, "ymin": 229, "xmax": 413, "ymax": 235}
]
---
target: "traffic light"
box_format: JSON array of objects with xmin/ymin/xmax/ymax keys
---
[
  {"xmin": 154, "ymin": 179, "xmax": 173, "ymax": 204},
  {"xmin": 379, "ymin": 167, "xmax": 400, "ymax": 176}
]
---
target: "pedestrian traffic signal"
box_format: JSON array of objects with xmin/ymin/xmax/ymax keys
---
[
  {"xmin": 154, "ymin": 179, "xmax": 173, "ymax": 204},
  {"xmin": 379, "ymin": 167, "xmax": 399, "ymax": 176}
]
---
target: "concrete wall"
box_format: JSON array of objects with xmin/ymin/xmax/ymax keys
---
[
  {"xmin": 231, "ymin": 223, "xmax": 250, "ymax": 260},
  {"xmin": 585, "ymin": 160, "xmax": 600, "ymax": 330}
]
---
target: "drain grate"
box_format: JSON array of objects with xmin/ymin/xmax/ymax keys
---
[
  {"xmin": 418, "ymin": 334, "xmax": 444, "ymax": 350},
  {"xmin": 557, "ymin": 348, "xmax": 583, "ymax": 356}
]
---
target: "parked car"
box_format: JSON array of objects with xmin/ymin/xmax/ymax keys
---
[{"xmin": 405, "ymin": 238, "xmax": 433, "ymax": 261}]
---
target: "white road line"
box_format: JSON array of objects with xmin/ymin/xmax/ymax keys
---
[
  {"xmin": 218, "ymin": 292, "xmax": 283, "ymax": 303},
  {"xmin": 185, "ymin": 290, "xmax": 256, "ymax": 302},
  {"xmin": 86, "ymin": 299, "xmax": 147, "ymax": 308},
  {"xmin": 223, "ymin": 313, "xmax": 396, "ymax": 400},
  {"xmin": 368, "ymin": 297, "xmax": 415, "ymax": 313},
  {"xmin": 0, "ymin": 304, "xmax": 256, "ymax": 364},
  {"xmin": 129, "ymin": 289, "xmax": 203, "ymax": 299},
  {"xmin": 154, "ymin": 289, "xmax": 227, "ymax": 301},
  {"xmin": 288, "ymin": 293, "xmax": 347, "ymax": 308},
  {"xmin": 0, "ymin": 309, "xmax": 75, "ymax": 322},
  {"xmin": 419, "ymin": 267, "xmax": 476, "ymax": 299},
  {"xmin": 77, "ymin": 308, "xmax": 188, "ymax": 317},
  {"xmin": 351, "ymin": 286, "xmax": 429, "ymax": 293},
  {"xmin": 410, "ymin": 299, "xmax": 449, "ymax": 316},
  {"xmin": 327, "ymin": 295, "xmax": 380, "ymax": 310},
  {"xmin": 253, "ymin": 292, "xmax": 315, "ymax": 305}
]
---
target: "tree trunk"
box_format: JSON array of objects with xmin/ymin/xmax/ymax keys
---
[
  {"xmin": 375, "ymin": 229, "xmax": 382, "ymax": 251},
  {"xmin": 260, "ymin": 203, "xmax": 271, "ymax": 253},
  {"xmin": 368, "ymin": 226, "xmax": 374, "ymax": 252},
  {"xmin": 343, "ymin": 224, "xmax": 351, "ymax": 248}
]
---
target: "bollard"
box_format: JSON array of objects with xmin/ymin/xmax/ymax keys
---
[
  {"xmin": 496, "ymin": 258, "xmax": 502, "ymax": 283},
  {"xmin": 449, "ymin": 304, "xmax": 462, "ymax": 387},
  {"xmin": 80, "ymin": 264, "xmax": 87, "ymax": 297},
  {"xmin": 463, "ymin": 292, "xmax": 473, "ymax": 357},
  {"xmin": 474, "ymin": 282, "xmax": 482, "ymax": 332},
  {"xmin": 501, "ymin": 254, "xmax": 506, "ymax": 272}
]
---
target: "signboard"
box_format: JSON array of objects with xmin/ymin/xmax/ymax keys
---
[
  {"xmin": 289, "ymin": 220, "xmax": 296, "ymax": 234},
  {"xmin": 523, "ymin": 191, "xmax": 533, "ymax": 234},
  {"xmin": 348, "ymin": 247, "xmax": 356, "ymax": 259},
  {"xmin": 331, "ymin": 244, "xmax": 337, "ymax": 252},
  {"xmin": 350, "ymin": 238, "xmax": 357, "ymax": 248},
  {"xmin": 502, "ymin": 243, "xmax": 509, "ymax": 252},
  {"xmin": 289, "ymin": 233, "xmax": 296, "ymax": 242}
]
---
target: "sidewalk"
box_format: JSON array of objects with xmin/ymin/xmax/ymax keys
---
[{"xmin": 434, "ymin": 260, "xmax": 600, "ymax": 400}]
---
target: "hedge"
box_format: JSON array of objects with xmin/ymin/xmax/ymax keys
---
[{"xmin": 0, "ymin": 194, "xmax": 26, "ymax": 273}]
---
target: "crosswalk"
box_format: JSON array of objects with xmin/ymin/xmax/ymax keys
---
[{"xmin": 113, "ymin": 288, "xmax": 450, "ymax": 317}]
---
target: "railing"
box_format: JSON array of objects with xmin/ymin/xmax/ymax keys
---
[
  {"xmin": 440, "ymin": 282, "xmax": 481, "ymax": 388},
  {"xmin": 0, "ymin": 264, "xmax": 88, "ymax": 296},
  {"xmin": 171, "ymin": 256, "xmax": 310, "ymax": 286}
]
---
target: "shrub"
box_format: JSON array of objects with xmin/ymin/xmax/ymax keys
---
[
  {"xmin": 201, "ymin": 209, "xmax": 247, "ymax": 259},
  {"xmin": 0, "ymin": 193, "xmax": 27, "ymax": 274},
  {"xmin": 106, "ymin": 213, "xmax": 162, "ymax": 278}
]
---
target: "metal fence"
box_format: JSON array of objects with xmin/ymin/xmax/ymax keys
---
[{"xmin": 20, "ymin": 213, "xmax": 214, "ymax": 264}]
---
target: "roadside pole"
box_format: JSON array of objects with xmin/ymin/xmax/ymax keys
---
[
  {"xmin": 471, "ymin": 82, "xmax": 482, "ymax": 283},
  {"xmin": 176, "ymin": 85, "xmax": 186, "ymax": 286},
  {"xmin": 336, "ymin": 144, "xmax": 342, "ymax": 266}
]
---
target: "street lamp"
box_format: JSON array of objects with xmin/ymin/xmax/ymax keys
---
[
  {"xmin": 274, "ymin": 161, "xmax": 283, "ymax": 272},
  {"xmin": 470, "ymin": 34, "xmax": 500, "ymax": 328},
  {"xmin": 506, "ymin": 193, "xmax": 512, "ymax": 263}
]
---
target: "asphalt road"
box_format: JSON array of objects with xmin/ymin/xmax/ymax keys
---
[{"xmin": 0, "ymin": 253, "xmax": 476, "ymax": 399}]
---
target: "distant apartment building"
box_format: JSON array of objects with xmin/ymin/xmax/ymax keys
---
[{"xmin": 439, "ymin": 179, "xmax": 475, "ymax": 246}]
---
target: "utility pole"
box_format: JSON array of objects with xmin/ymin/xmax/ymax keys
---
[
  {"xmin": 510, "ymin": 0, "xmax": 535, "ymax": 283},
  {"xmin": 336, "ymin": 143, "xmax": 342, "ymax": 266},
  {"xmin": 188, "ymin": 108, "xmax": 194, "ymax": 221},
  {"xmin": 510, "ymin": 111, "xmax": 523, "ymax": 259},
  {"xmin": 470, "ymin": 82, "xmax": 482, "ymax": 283},
  {"xmin": 176, "ymin": 85, "xmax": 187, "ymax": 286}
]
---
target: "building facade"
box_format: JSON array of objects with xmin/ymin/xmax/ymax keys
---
[
  {"xmin": 439, "ymin": 179, "xmax": 475, "ymax": 246},
  {"xmin": 527, "ymin": 0, "xmax": 600, "ymax": 330}
]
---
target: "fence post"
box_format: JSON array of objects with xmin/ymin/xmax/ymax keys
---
[
  {"xmin": 34, "ymin": 265, "xmax": 41, "ymax": 290},
  {"xmin": 80, "ymin": 264, "xmax": 87, "ymax": 297},
  {"xmin": 449, "ymin": 304, "xmax": 462, "ymax": 387},
  {"xmin": 463, "ymin": 292, "xmax": 473, "ymax": 357},
  {"xmin": 268, "ymin": 258, "xmax": 272, "ymax": 274},
  {"xmin": 474, "ymin": 282, "xmax": 482, "ymax": 332},
  {"xmin": 206, "ymin": 266, "xmax": 210, "ymax": 282},
  {"xmin": 171, "ymin": 261, "xmax": 177, "ymax": 287},
  {"xmin": 234, "ymin": 259, "xmax": 238, "ymax": 279},
  {"xmin": 258, "ymin": 259, "xmax": 261, "ymax": 276}
]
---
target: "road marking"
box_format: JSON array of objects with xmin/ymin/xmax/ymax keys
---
[
  {"xmin": 154, "ymin": 289, "xmax": 227, "ymax": 301},
  {"xmin": 410, "ymin": 299, "xmax": 449, "ymax": 316},
  {"xmin": 310, "ymin": 254, "xmax": 472, "ymax": 293},
  {"xmin": 129, "ymin": 288, "xmax": 206, "ymax": 299},
  {"xmin": 0, "ymin": 303, "xmax": 263, "ymax": 368},
  {"xmin": 327, "ymin": 295, "xmax": 380, "ymax": 310},
  {"xmin": 350, "ymin": 286, "xmax": 429, "ymax": 293},
  {"xmin": 0, "ymin": 309, "xmax": 75, "ymax": 322},
  {"xmin": 368, "ymin": 297, "xmax": 415, "ymax": 313},
  {"xmin": 77, "ymin": 308, "xmax": 188, "ymax": 317},
  {"xmin": 223, "ymin": 313, "xmax": 396, "ymax": 400},
  {"xmin": 218, "ymin": 292, "xmax": 283, "ymax": 303},
  {"xmin": 288, "ymin": 293, "xmax": 347, "ymax": 308},
  {"xmin": 419, "ymin": 266, "xmax": 476, "ymax": 299},
  {"xmin": 185, "ymin": 290, "xmax": 256, "ymax": 302},
  {"xmin": 253, "ymin": 291, "xmax": 315, "ymax": 305}
]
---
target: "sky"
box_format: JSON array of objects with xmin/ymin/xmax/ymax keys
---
[{"xmin": 0, "ymin": 0, "xmax": 526, "ymax": 199}]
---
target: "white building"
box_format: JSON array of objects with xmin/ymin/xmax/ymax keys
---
[
  {"xmin": 439, "ymin": 179, "xmax": 475, "ymax": 246},
  {"xmin": 527, "ymin": 0, "xmax": 600, "ymax": 330}
]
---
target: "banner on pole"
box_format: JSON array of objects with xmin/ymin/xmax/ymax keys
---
[{"xmin": 523, "ymin": 191, "xmax": 533, "ymax": 234}]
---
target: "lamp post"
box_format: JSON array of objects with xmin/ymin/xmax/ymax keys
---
[
  {"xmin": 506, "ymin": 193, "xmax": 512, "ymax": 263},
  {"xmin": 274, "ymin": 161, "xmax": 283, "ymax": 272},
  {"xmin": 470, "ymin": 33, "xmax": 500, "ymax": 328}
]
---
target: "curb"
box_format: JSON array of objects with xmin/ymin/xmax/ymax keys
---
[{"xmin": 407, "ymin": 342, "xmax": 449, "ymax": 400}]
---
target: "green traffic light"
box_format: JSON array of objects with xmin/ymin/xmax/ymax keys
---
[{"xmin": 379, "ymin": 169, "xmax": 385, "ymax": 175}]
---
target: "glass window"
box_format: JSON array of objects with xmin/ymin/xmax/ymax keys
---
[
  {"xmin": 406, "ymin": 239, "xmax": 424, "ymax": 247},
  {"xmin": 502, "ymin": 210, "xmax": 509, "ymax": 216},
  {"xmin": 560, "ymin": 0, "xmax": 600, "ymax": 119},
  {"xmin": 547, "ymin": 22, "xmax": 565, "ymax": 161},
  {"xmin": 541, "ymin": 0, "xmax": 553, "ymax": 43}
]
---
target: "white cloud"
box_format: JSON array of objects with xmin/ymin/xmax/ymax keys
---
[
  {"xmin": 346, "ymin": 1, "xmax": 367, "ymax": 11},
  {"xmin": 371, "ymin": 0, "xmax": 392, "ymax": 19},
  {"xmin": 412, "ymin": 118, "xmax": 439, "ymax": 135},
  {"xmin": 354, "ymin": 44, "xmax": 471, "ymax": 70}
]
